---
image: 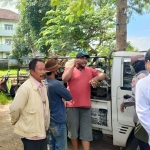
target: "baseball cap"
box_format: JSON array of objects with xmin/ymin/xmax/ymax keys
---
[{"xmin": 76, "ymin": 51, "xmax": 90, "ymax": 58}]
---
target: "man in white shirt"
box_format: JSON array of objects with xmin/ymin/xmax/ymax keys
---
[{"xmin": 136, "ymin": 49, "xmax": 150, "ymax": 146}]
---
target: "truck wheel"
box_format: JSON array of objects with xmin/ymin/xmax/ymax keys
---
[
  {"xmin": 125, "ymin": 138, "xmax": 140, "ymax": 150},
  {"xmin": 92, "ymin": 130, "xmax": 103, "ymax": 140}
]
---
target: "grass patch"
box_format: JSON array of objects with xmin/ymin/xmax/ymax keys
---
[
  {"xmin": 0, "ymin": 92, "xmax": 12, "ymax": 104},
  {"xmin": 0, "ymin": 69, "xmax": 28, "ymax": 76}
]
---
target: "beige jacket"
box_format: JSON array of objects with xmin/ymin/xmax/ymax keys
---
[{"xmin": 9, "ymin": 77, "xmax": 50, "ymax": 138}]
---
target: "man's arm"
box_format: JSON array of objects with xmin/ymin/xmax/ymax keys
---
[
  {"xmin": 9, "ymin": 87, "xmax": 28, "ymax": 125},
  {"xmin": 89, "ymin": 72, "xmax": 106, "ymax": 88},
  {"xmin": 136, "ymin": 83, "xmax": 150, "ymax": 144},
  {"xmin": 62, "ymin": 59, "xmax": 81, "ymax": 83},
  {"xmin": 56, "ymin": 82, "xmax": 72, "ymax": 101},
  {"xmin": 120, "ymin": 96, "xmax": 135, "ymax": 112},
  {"xmin": 62, "ymin": 65, "xmax": 75, "ymax": 83}
]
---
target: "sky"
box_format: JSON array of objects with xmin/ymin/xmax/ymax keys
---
[
  {"xmin": 0, "ymin": 1, "xmax": 150, "ymax": 51},
  {"xmin": 127, "ymin": 13, "xmax": 150, "ymax": 51},
  {"xmin": 0, "ymin": 0, "xmax": 18, "ymax": 13}
]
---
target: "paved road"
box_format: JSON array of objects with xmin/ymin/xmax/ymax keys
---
[{"xmin": 67, "ymin": 135, "xmax": 120, "ymax": 150}]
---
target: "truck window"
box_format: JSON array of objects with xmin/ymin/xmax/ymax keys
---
[{"xmin": 123, "ymin": 62, "xmax": 135, "ymax": 90}]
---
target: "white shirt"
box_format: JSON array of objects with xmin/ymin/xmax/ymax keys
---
[{"xmin": 136, "ymin": 74, "xmax": 150, "ymax": 145}]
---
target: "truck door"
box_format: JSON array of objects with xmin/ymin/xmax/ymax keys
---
[
  {"xmin": 91, "ymin": 99, "xmax": 112, "ymax": 131},
  {"xmin": 116, "ymin": 58, "xmax": 135, "ymax": 127}
]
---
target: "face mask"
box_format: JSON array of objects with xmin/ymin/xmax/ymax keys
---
[
  {"xmin": 55, "ymin": 74, "xmax": 59, "ymax": 79},
  {"xmin": 54, "ymin": 71, "xmax": 60, "ymax": 79}
]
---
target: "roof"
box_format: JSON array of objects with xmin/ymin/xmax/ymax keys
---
[
  {"xmin": 114, "ymin": 51, "xmax": 145, "ymax": 57},
  {"xmin": 0, "ymin": 9, "xmax": 19, "ymax": 21}
]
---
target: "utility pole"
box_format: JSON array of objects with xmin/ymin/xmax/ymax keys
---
[{"xmin": 115, "ymin": 0, "xmax": 127, "ymax": 51}]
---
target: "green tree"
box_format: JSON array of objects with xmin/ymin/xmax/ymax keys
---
[
  {"xmin": 51, "ymin": 0, "xmax": 150, "ymax": 18},
  {"xmin": 11, "ymin": 22, "xmax": 32, "ymax": 59},
  {"xmin": 126, "ymin": 41, "xmax": 138, "ymax": 52},
  {"xmin": 12, "ymin": 0, "xmax": 52, "ymax": 58},
  {"xmin": 38, "ymin": 1, "xmax": 116, "ymax": 56},
  {"xmin": 50, "ymin": 0, "xmax": 150, "ymax": 52}
]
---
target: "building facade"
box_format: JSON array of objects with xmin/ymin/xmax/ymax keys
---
[{"xmin": 0, "ymin": 9, "xmax": 19, "ymax": 58}]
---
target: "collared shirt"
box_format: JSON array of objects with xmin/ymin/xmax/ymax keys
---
[
  {"xmin": 33, "ymin": 77, "xmax": 46, "ymax": 124},
  {"xmin": 136, "ymin": 73, "xmax": 150, "ymax": 145},
  {"xmin": 26, "ymin": 76, "xmax": 46, "ymax": 140}
]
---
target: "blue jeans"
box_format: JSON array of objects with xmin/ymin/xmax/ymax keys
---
[{"xmin": 49, "ymin": 121, "xmax": 67, "ymax": 150}]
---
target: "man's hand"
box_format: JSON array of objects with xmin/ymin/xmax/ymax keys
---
[
  {"xmin": 62, "ymin": 98, "xmax": 66, "ymax": 107},
  {"xmin": 62, "ymin": 98, "xmax": 65, "ymax": 103},
  {"xmin": 11, "ymin": 121, "xmax": 17, "ymax": 125},
  {"xmin": 89, "ymin": 77, "xmax": 98, "ymax": 88},
  {"xmin": 74, "ymin": 59, "xmax": 81, "ymax": 67},
  {"xmin": 120, "ymin": 105, "xmax": 126, "ymax": 112}
]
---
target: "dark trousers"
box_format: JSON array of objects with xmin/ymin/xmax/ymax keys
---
[
  {"xmin": 21, "ymin": 138, "xmax": 47, "ymax": 150},
  {"xmin": 138, "ymin": 139, "xmax": 150, "ymax": 150}
]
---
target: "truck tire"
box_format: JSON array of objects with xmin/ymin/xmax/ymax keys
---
[{"xmin": 92, "ymin": 130, "xmax": 103, "ymax": 140}]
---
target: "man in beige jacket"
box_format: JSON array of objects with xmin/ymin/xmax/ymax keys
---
[{"xmin": 9, "ymin": 58, "xmax": 50, "ymax": 150}]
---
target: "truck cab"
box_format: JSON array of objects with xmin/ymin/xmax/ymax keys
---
[{"xmin": 91, "ymin": 51, "xmax": 145, "ymax": 149}]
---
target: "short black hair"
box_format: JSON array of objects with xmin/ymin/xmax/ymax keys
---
[
  {"xmin": 46, "ymin": 72, "xmax": 52, "ymax": 76},
  {"xmin": 145, "ymin": 49, "xmax": 150, "ymax": 62},
  {"xmin": 29, "ymin": 58, "xmax": 44, "ymax": 71}
]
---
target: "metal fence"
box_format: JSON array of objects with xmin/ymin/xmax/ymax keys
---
[{"xmin": 0, "ymin": 59, "xmax": 8, "ymax": 68}]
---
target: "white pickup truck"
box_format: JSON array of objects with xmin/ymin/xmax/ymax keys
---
[{"xmin": 90, "ymin": 50, "xmax": 146, "ymax": 150}]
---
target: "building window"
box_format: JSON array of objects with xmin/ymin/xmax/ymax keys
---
[
  {"xmin": 4, "ymin": 24, "xmax": 13, "ymax": 30},
  {"xmin": 5, "ymin": 39, "xmax": 12, "ymax": 45},
  {"xmin": 5, "ymin": 54, "xmax": 10, "ymax": 58}
]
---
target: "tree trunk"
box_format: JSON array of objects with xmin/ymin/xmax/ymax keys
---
[{"xmin": 115, "ymin": 0, "xmax": 127, "ymax": 51}]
